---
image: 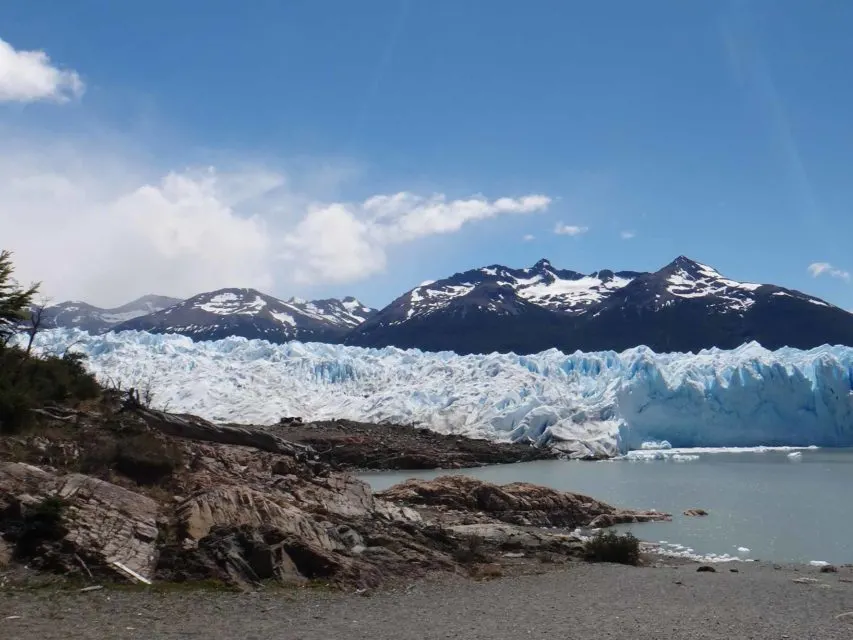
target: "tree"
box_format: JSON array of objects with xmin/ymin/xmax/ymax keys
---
[{"xmin": 0, "ymin": 250, "xmax": 40, "ymax": 346}]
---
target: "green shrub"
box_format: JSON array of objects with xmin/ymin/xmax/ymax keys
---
[
  {"xmin": 582, "ymin": 530, "xmax": 641, "ymax": 566},
  {"xmin": 9, "ymin": 495, "xmax": 69, "ymax": 559},
  {"xmin": 115, "ymin": 433, "xmax": 183, "ymax": 485},
  {"xmin": 78, "ymin": 435, "xmax": 120, "ymax": 475},
  {"xmin": 0, "ymin": 347, "xmax": 100, "ymax": 434},
  {"xmin": 0, "ymin": 385, "xmax": 34, "ymax": 433}
]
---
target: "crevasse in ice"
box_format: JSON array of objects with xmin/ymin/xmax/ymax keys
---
[{"xmin": 31, "ymin": 329, "xmax": 853, "ymax": 458}]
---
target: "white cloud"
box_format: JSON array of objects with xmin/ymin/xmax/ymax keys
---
[
  {"xmin": 0, "ymin": 36, "xmax": 84, "ymax": 103},
  {"xmin": 522, "ymin": 234, "xmax": 535, "ymax": 241},
  {"xmin": 553, "ymin": 222, "xmax": 588, "ymax": 236},
  {"xmin": 283, "ymin": 193, "xmax": 551, "ymax": 283},
  {"xmin": 620, "ymin": 230, "xmax": 636, "ymax": 240},
  {"xmin": 1, "ymin": 156, "xmax": 275, "ymax": 305},
  {"xmin": 0, "ymin": 138, "xmax": 551, "ymax": 304},
  {"xmin": 807, "ymin": 262, "xmax": 850, "ymax": 282}
]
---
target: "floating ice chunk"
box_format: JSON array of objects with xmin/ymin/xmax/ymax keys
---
[
  {"xmin": 623, "ymin": 449, "xmax": 699, "ymax": 462},
  {"xmin": 640, "ymin": 440, "xmax": 672, "ymax": 450},
  {"xmin": 653, "ymin": 545, "xmax": 748, "ymax": 564},
  {"xmin": 737, "ymin": 547, "xmax": 750, "ymax": 555},
  {"xmin": 809, "ymin": 560, "xmax": 829, "ymax": 567},
  {"xmin": 671, "ymin": 454, "xmax": 700, "ymax": 462}
]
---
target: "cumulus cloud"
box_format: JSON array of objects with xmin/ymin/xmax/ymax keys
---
[
  {"xmin": 620, "ymin": 230, "xmax": 636, "ymax": 240},
  {"xmin": 807, "ymin": 262, "xmax": 850, "ymax": 282},
  {"xmin": 553, "ymin": 222, "xmax": 588, "ymax": 236},
  {"xmin": 282, "ymin": 193, "xmax": 551, "ymax": 283},
  {"xmin": 1, "ymin": 154, "xmax": 275, "ymax": 305},
  {"xmin": 0, "ymin": 36, "xmax": 84, "ymax": 103},
  {"xmin": 0, "ymin": 139, "xmax": 551, "ymax": 304},
  {"xmin": 522, "ymin": 234, "xmax": 535, "ymax": 241}
]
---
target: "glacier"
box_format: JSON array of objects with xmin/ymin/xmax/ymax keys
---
[{"xmin": 30, "ymin": 329, "xmax": 853, "ymax": 458}]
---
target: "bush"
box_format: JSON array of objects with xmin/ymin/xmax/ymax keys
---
[
  {"xmin": 0, "ymin": 386, "xmax": 33, "ymax": 433},
  {"xmin": 7, "ymin": 495, "xmax": 69, "ymax": 559},
  {"xmin": 115, "ymin": 433, "xmax": 183, "ymax": 485},
  {"xmin": 582, "ymin": 531, "xmax": 641, "ymax": 566},
  {"xmin": 0, "ymin": 346, "xmax": 100, "ymax": 433}
]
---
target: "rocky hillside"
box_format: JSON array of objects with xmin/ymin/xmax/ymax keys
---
[{"xmin": 0, "ymin": 398, "xmax": 667, "ymax": 589}]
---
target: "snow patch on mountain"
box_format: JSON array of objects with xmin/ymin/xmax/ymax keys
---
[
  {"xmin": 197, "ymin": 293, "xmax": 267, "ymax": 315},
  {"xmin": 518, "ymin": 272, "xmax": 634, "ymax": 312},
  {"xmin": 404, "ymin": 284, "xmax": 476, "ymax": 320},
  {"xmin": 31, "ymin": 329, "xmax": 853, "ymax": 458},
  {"xmin": 664, "ymin": 260, "xmax": 762, "ymax": 312}
]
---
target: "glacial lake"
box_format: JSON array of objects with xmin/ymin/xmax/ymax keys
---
[{"xmin": 359, "ymin": 449, "xmax": 853, "ymax": 565}]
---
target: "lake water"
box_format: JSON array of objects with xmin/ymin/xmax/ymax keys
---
[{"xmin": 359, "ymin": 449, "xmax": 853, "ymax": 565}]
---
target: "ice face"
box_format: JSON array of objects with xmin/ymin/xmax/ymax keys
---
[{"xmin": 29, "ymin": 330, "xmax": 853, "ymax": 458}]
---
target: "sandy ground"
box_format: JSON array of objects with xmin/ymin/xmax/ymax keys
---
[{"xmin": 3, "ymin": 562, "xmax": 852, "ymax": 639}]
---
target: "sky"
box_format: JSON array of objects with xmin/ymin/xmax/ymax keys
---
[{"xmin": 1, "ymin": 0, "xmax": 852, "ymax": 310}]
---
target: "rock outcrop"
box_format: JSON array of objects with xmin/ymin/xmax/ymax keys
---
[
  {"xmin": 0, "ymin": 404, "xmax": 668, "ymax": 590},
  {"xmin": 378, "ymin": 476, "xmax": 670, "ymax": 528}
]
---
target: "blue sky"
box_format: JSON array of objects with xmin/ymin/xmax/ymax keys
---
[{"xmin": 0, "ymin": 1, "xmax": 851, "ymax": 309}]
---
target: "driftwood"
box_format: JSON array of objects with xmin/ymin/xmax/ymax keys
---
[
  {"xmin": 131, "ymin": 404, "xmax": 314, "ymax": 460},
  {"xmin": 30, "ymin": 407, "xmax": 79, "ymax": 422}
]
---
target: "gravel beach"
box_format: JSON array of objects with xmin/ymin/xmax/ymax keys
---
[{"xmin": 3, "ymin": 562, "xmax": 852, "ymax": 639}]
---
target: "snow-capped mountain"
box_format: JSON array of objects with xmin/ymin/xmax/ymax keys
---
[
  {"xmin": 41, "ymin": 295, "xmax": 183, "ymax": 334},
  {"xmin": 112, "ymin": 288, "xmax": 376, "ymax": 344},
  {"xmin": 346, "ymin": 256, "xmax": 853, "ymax": 354}
]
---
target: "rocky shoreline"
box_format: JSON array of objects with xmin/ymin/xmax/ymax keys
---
[
  {"xmin": 250, "ymin": 417, "xmax": 558, "ymax": 470},
  {"xmin": 0, "ymin": 400, "xmax": 667, "ymax": 591}
]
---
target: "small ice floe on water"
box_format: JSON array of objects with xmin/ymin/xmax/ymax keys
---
[
  {"xmin": 623, "ymin": 449, "xmax": 699, "ymax": 462},
  {"xmin": 640, "ymin": 440, "xmax": 672, "ymax": 450},
  {"xmin": 736, "ymin": 547, "xmax": 751, "ymax": 556},
  {"xmin": 809, "ymin": 560, "xmax": 829, "ymax": 567},
  {"xmin": 653, "ymin": 541, "xmax": 748, "ymax": 564},
  {"xmin": 787, "ymin": 451, "xmax": 803, "ymax": 461},
  {"xmin": 672, "ymin": 454, "xmax": 700, "ymax": 462}
]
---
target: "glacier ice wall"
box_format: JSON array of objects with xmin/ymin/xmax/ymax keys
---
[{"xmin": 31, "ymin": 329, "xmax": 853, "ymax": 458}]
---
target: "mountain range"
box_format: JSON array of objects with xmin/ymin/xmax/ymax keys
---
[
  {"xmin": 113, "ymin": 289, "xmax": 376, "ymax": 344},
  {"xmin": 40, "ymin": 256, "xmax": 853, "ymax": 354},
  {"xmin": 41, "ymin": 295, "xmax": 182, "ymax": 334}
]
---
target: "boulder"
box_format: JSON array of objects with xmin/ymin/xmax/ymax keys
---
[
  {"xmin": 283, "ymin": 474, "xmax": 376, "ymax": 520},
  {"xmin": 0, "ymin": 463, "xmax": 160, "ymax": 582},
  {"xmin": 683, "ymin": 508, "xmax": 708, "ymax": 517},
  {"xmin": 175, "ymin": 486, "xmax": 340, "ymax": 553}
]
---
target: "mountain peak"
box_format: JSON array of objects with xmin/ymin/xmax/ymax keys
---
[
  {"xmin": 532, "ymin": 258, "xmax": 552, "ymax": 271},
  {"xmin": 668, "ymin": 255, "xmax": 702, "ymax": 269}
]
